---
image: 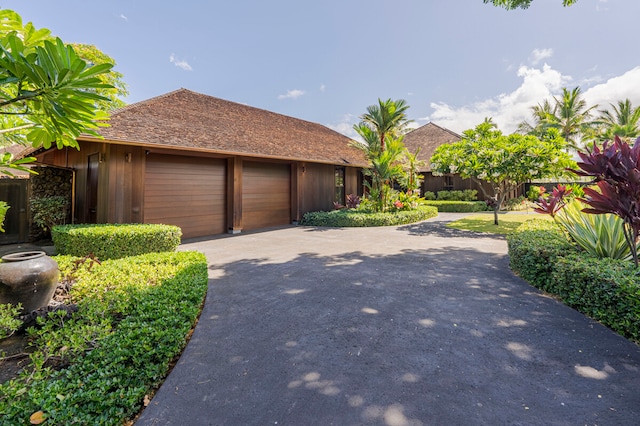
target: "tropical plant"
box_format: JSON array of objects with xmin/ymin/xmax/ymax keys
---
[
  {"xmin": 355, "ymin": 98, "xmax": 411, "ymax": 152},
  {"xmin": 430, "ymin": 121, "xmax": 574, "ymax": 225},
  {"xmin": 30, "ymin": 195, "xmax": 69, "ymax": 233},
  {"xmin": 518, "ymin": 87, "xmax": 597, "ymax": 150},
  {"xmin": 0, "ymin": 199, "xmax": 8, "ymax": 232},
  {"xmin": 555, "ymin": 200, "xmax": 635, "ymax": 260},
  {"xmin": 533, "ymin": 184, "xmax": 571, "ymax": 218},
  {"xmin": 573, "ymin": 136, "xmax": 640, "ymax": 267},
  {"xmin": 362, "ymin": 136, "xmax": 406, "ymax": 212},
  {"xmin": 399, "ymin": 147, "xmax": 424, "ymax": 194},
  {"xmin": 0, "ymin": 9, "xmax": 115, "ymax": 173},
  {"xmin": 596, "ymin": 99, "xmax": 640, "ymax": 141}
]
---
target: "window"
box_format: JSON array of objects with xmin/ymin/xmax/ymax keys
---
[{"xmin": 335, "ymin": 167, "xmax": 345, "ymax": 205}]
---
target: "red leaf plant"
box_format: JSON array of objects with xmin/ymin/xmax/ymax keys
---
[
  {"xmin": 572, "ymin": 136, "xmax": 640, "ymax": 267},
  {"xmin": 534, "ymin": 184, "xmax": 572, "ymax": 218}
]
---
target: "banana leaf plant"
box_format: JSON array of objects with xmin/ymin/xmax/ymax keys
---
[{"xmin": 572, "ymin": 136, "xmax": 640, "ymax": 267}]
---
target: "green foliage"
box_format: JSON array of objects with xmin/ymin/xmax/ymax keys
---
[
  {"xmin": 508, "ymin": 220, "xmax": 640, "ymax": 343},
  {"xmin": 556, "ymin": 201, "xmax": 635, "ymax": 260},
  {"xmin": 430, "ymin": 120, "xmax": 574, "ymax": 224},
  {"xmin": 507, "ymin": 219, "xmax": 578, "ymax": 290},
  {"xmin": 0, "ymin": 200, "xmax": 8, "ymax": 232},
  {"xmin": 526, "ymin": 185, "xmax": 545, "ymax": 201},
  {"xmin": 30, "ymin": 196, "xmax": 69, "ymax": 233},
  {"xmin": 505, "ymin": 195, "xmax": 528, "ymax": 211},
  {"xmin": 0, "ymin": 9, "xmax": 116, "ymax": 173},
  {"xmin": 52, "ymin": 224, "xmax": 182, "ymax": 259},
  {"xmin": 0, "ymin": 251, "xmax": 208, "ymax": 425},
  {"xmin": 436, "ymin": 189, "xmax": 478, "ymax": 201},
  {"xmin": 423, "ymin": 191, "xmax": 436, "ymax": 200},
  {"xmin": 300, "ymin": 205, "xmax": 437, "ymax": 227},
  {"xmin": 550, "ymin": 255, "xmax": 640, "ymax": 341},
  {"xmin": 423, "ymin": 200, "xmax": 490, "ymax": 212},
  {"xmin": 484, "ymin": 0, "xmax": 576, "ymax": 9},
  {"xmin": 0, "ymin": 302, "xmax": 22, "ymax": 339}
]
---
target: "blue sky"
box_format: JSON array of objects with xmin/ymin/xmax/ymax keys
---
[{"xmin": 4, "ymin": 0, "xmax": 639, "ymax": 138}]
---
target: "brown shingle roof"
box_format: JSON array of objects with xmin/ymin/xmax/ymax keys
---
[
  {"xmin": 90, "ymin": 88, "xmax": 367, "ymax": 166},
  {"xmin": 402, "ymin": 122, "xmax": 461, "ymax": 171}
]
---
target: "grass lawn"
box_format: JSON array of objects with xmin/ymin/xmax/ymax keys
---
[{"xmin": 446, "ymin": 212, "xmax": 552, "ymax": 235}]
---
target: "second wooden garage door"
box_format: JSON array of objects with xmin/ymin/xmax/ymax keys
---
[
  {"xmin": 144, "ymin": 154, "xmax": 226, "ymax": 238},
  {"xmin": 242, "ymin": 162, "xmax": 291, "ymax": 230}
]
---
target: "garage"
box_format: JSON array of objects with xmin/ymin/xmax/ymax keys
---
[
  {"xmin": 144, "ymin": 154, "xmax": 226, "ymax": 238},
  {"xmin": 242, "ymin": 161, "xmax": 291, "ymax": 230}
]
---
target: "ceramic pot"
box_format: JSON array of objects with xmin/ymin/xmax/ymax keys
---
[{"xmin": 0, "ymin": 251, "xmax": 59, "ymax": 313}]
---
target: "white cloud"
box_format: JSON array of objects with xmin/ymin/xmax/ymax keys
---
[
  {"xmin": 169, "ymin": 53, "xmax": 193, "ymax": 71},
  {"xmin": 583, "ymin": 66, "xmax": 640, "ymax": 110},
  {"xmin": 422, "ymin": 64, "xmax": 640, "ymax": 135},
  {"xmin": 530, "ymin": 48, "xmax": 553, "ymax": 65},
  {"xmin": 327, "ymin": 114, "xmax": 359, "ymax": 139},
  {"xmin": 320, "ymin": 84, "xmax": 326, "ymax": 92},
  {"xmin": 424, "ymin": 64, "xmax": 569, "ymax": 133},
  {"xmin": 119, "ymin": 13, "xmax": 128, "ymax": 21},
  {"xmin": 278, "ymin": 89, "xmax": 305, "ymax": 100}
]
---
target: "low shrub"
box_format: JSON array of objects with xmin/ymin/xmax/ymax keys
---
[
  {"xmin": 300, "ymin": 205, "xmax": 437, "ymax": 227},
  {"xmin": 436, "ymin": 189, "xmax": 478, "ymax": 201},
  {"xmin": 423, "ymin": 191, "xmax": 436, "ymax": 200},
  {"xmin": 30, "ymin": 196, "xmax": 70, "ymax": 233},
  {"xmin": 0, "ymin": 251, "xmax": 208, "ymax": 425},
  {"xmin": 506, "ymin": 219, "xmax": 578, "ymax": 291},
  {"xmin": 551, "ymin": 255, "xmax": 640, "ymax": 341},
  {"xmin": 52, "ymin": 224, "xmax": 182, "ymax": 260},
  {"xmin": 508, "ymin": 219, "xmax": 640, "ymax": 343},
  {"xmin": 505, "ymin": 195, "xmax": 529, "ymax": 211},
  {"xmin": 423, "ymin": 200, "xmax": 490, "ymax": 212}
]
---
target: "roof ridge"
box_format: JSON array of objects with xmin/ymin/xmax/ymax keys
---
[
  {"xmin": 426, "ymin": 121, "xmax": 461, "ymax": 138},
  {"xmin": 109, "ymin": 88, "xmax": 191, "ymax": 115}
]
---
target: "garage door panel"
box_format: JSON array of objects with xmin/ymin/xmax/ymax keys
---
[
  {"xmin": 144, "ymin": 154, "xmax": 226, "ymax": 238},
  {"xmin": 242, "ymin": 162, "xmax": 290, "ymax": 230}
]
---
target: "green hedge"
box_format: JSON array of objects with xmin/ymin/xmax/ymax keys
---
[
  {"xmin": 52, "ymin": 223, "xmax": 182, "ymax": 260},
  {"xmin": 423, "ymin": 200, "xmax": 490, "ymax": 212},
  {"xmin": 507, "ymin": 219, "xmax": 640, "ymax": 342},
  {"xmin": 300, "ymin": 205, "xmax": 438, "ymax": 227},
  {"xmin": 507, "ymin": 219, "xmax": 578, "ymax": 290},
  {"xmin": 0, "ymin": 251, "xmax": 209, "ymax": 425}
]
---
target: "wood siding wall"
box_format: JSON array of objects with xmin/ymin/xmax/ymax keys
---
[
  {"xmin": 242, "ymin": 161, "xmax": 290, "ymax": 230},
  {"xmin": 299, "ymin": 162, "xmax": 334, "ymax": 214},
  {"xmin": 144, "ymin": 154, "xmax": 226, "ymax": 238}
]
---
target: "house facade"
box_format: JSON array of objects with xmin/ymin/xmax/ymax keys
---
[{"xmin": 34, "ymin": 89, "xmax": 366, "ymax": 239}]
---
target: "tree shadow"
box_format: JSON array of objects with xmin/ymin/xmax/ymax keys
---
[{"xmin": 140, "ymin": 246, "xmax": 640, "ymax": 426}]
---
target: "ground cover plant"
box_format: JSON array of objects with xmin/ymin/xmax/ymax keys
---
[
  {"xmin": 423, "ymin": 200, "xmax": 490, "ymax": 213},
  {"xmin": 0, "ymin": 251, "xmax": 208, "ymax": 425}
]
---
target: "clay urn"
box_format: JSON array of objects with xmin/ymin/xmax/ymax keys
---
[{"xmin": 0, "ymin": 251, "xmax": 59, "ymax": 313}]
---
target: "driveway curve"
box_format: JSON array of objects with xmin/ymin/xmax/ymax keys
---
[{"xmin": 137, "ymin": 214, "xmax": 640, "ymax": 425}]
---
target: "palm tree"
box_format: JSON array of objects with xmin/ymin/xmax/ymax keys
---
[
  {"xmin": 518, "ymin": 87, "xmax": 597, "ymax": 150},
  {"xmin": 597, "ymin": 99, "xmax": 640, "ymax": 141},
  {"xmin": 551, "ymin": 87, "xmax": 598, "ymax": 149},
  {"xmin": 355, "ymin": 98, "xmax": 411, "ymax": 152},
  {"xmin": 517, "ymin": 99, "xmax": 555, "ymax": 136}
]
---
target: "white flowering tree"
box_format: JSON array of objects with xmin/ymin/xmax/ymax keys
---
[{"xmin": 429, "ymin": 121, "xmax": 574, "ymax": 225}]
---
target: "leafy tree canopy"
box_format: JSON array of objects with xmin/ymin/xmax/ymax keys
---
[
  {"xmin": 484, "ymin": 0, "xmax": 577, "ymax": 9},
  {"xmin": 0, "ymin": 9, "xmax": 120, "ymax": 173},
  {"xmin": 430, "ymin": 120, "xmax": 575, "ymax": 224}
]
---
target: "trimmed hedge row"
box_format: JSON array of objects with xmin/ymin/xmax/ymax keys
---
[
  {"xmin": 507, "ymin": 219, "xmax": 640, "ymax": 342},
  {"xmin": 423, "ymin": 200, "xmax": 490, "ymax": 212},
  {"xmin": 0, "ymin": 251, "xmax": 209, "ymax": 425},
  {"xmin": 52, "ymin": 224, "xmax": 182, "ymax": 259},
  {"xmin": 300, "ymin": 205, "xmax": 438, "ymax": 227}
]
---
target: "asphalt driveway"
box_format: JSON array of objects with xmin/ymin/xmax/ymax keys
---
[{"xmin": 137, "ymin": 214, "xmax": 640, "ymax": 425}]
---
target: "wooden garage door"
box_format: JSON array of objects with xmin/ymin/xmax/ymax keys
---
[
  {"xmin": 144, "ymin": 154, "xmax": 226, "ymax": 238},
  {"xmin": 242, "ymin": 162, "xmax": 290, "ymax": 230}
]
